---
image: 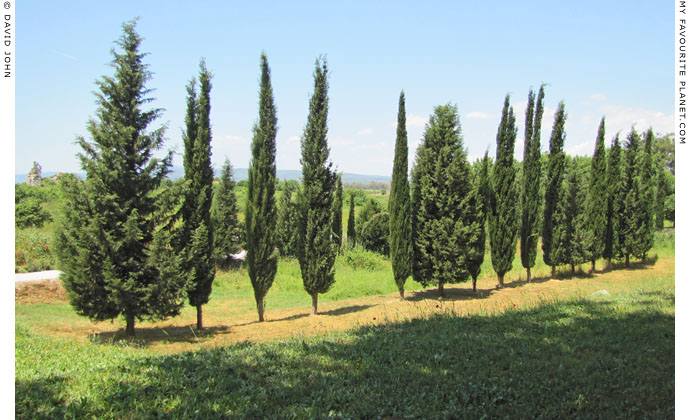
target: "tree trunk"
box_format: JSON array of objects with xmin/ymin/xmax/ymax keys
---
[
  {"xmin": 197, "ymin": 304, "xmax": 203, "ymax": 330},
  {"xmin": 570, "ymin": 263, "xmax": 575, "ymax": 276},
  {"xmin": 551, "ymin": 265, "xmax": 556, "ymax": 278},
  {"xmin": 125, "ymin": 313, "xmax": 135, "ymax": 337},
  {"xmin": 398, "ymin": 288, "xmax": 405, "ymax": 300},
  {"xmin": 472, "ymin": 276, "xmax": 477, "ymax": 293},
  {"xmin": 497, "ymin": 272, "xmax": 504, "ymax": 288},
  {"xmin": 607, "ymin": 258, "xmax": 612, "ymax": 270},
  {"xmin": 257, "ymin": 297, "xmax": 265, "ymax": 322},
  {"xmin": 526, "ymin": 267, "xmax": 531, "ymax": 283},
  {"xmin": 311, "ymin": 293, "xmax": 318, "ymax": 315},
  {"xmin": 438, "ymin": 282, "xmax": 444, "ymax": 298},
  {"xmin": 591, "ymin": 260, "xmax": 596, "ymax": 273},
  {"xmin": 625, "ymin": 254, "xmax": 630, "ymax": 268}
]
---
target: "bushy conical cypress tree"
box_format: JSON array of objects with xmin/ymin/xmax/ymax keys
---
[
  {"xmin": 182, "ymin": 59, "xmax": 215, "ymax": 330},
  {"xmin": 276, "ymin": 182, "xmax": 300, "ymax": 257},
  {"xmin": 54, "ymin": 20, "xmax": 186, "ymax": 337},
  {"xmin": 297, "ymin": 58, "xmax": 337, "ymax": 315},
  {"xmin": 488, "ymin": 94, "xmax": 519, "ymax": 288},
  {"xmin": 347, "ymin": 193, "xmax": 356, "ymax": 246},
  {"xmin": 619, "ymin": 128, "xmax": 644, "ymax": 267},
  {"xmin": 603, "ymin": 133, "xmax": 623, "ymax": 266},
  {"xmin": 467, "ymin": 152, "xmax": 490, "ymax": 292},
  {"xmin": 542, "ymin": 101, "xmax": 567, "ymax": 276},
  {"xmin": 639, "ymin": 129, "xmax": 656, "ymax": 260},
  {"xmin": 389, "ymin": 91, "xmax": 412, "ymax": 299},
  {"xmin": 520, "ymin": 85, "xmax": 544, "ymax": 282},
  {"xmin": 332, "ymin": 173, "xmax": 343, "ymax": 247},
  {"xmin": 558, "ymin": 159, "xmax": 592, "ymax": 275},
  {"xmin": 246, "ymin": 53, "xmax": 279, "ymax": 322},
  {"xmin": 212, "ymin": 158, "xmax": 243, "ymax": 269},
  {"xmin": 585, "ymin": 117, "xmax": 608, "ymax": 272},
  {"xmin": 411, "ymin": 104, "xmax": 474, "ymax": 297}
]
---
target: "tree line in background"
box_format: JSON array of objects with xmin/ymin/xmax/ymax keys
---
[{"xmin": 47, "ymin": 20, "xmax": 675, "ymax": 336}]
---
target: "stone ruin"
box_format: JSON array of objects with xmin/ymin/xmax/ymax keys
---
[{"xmin": 26, "ymin": 161, "xmax": 42, "ymax": 186}]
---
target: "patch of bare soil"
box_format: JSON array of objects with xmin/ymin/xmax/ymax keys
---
[{"xmin": 15, "ymin": 280, "xmax": 68, "ymax": 304}]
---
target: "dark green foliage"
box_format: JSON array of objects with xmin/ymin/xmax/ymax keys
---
[
  {"xmin": 15, "ymin": 184, "xmax": 53, "ymax": 228},
  {"xmin": 654, "ymin": 133, "xmax": 675, "ymax": 175},
  {"xmin": 619, "ymin": 128, "xmax": 645, "ymax": 265},
  {"xmin": 212, "ymin": 159, "xmax": 244, "ymax": 269},
  {"xmin": 655, "ymin": 168, "xmax": 674, "ymax": 229},
  {"xmin": 585, "ymin": 117, "xmax": 607, "ymax": 270},
  {"xmin": 246, "ymin": 53, "xmax": 279, "ymax": 322},
  {"xmin": 467, "ymin": 152, "xmax": 490, "ymax": 291},
  {"xmin": 181, "ymin": 59, "xmax": 216, "ymax": 329},
  {"xmin": 360, "ymin": 212, "xmax": 390, "ymax": 256},
  {"xmin": 332, "ymin": 174, "xmax": 343, "ymax": 247},
  {"xmin": 554, "ymin": 159, "xmax": 592, "ymax": 273},
  {"xmin": 389, "ymin": 91, "xmax": 412, "ymax": 297},
  {"xmin": 520, "ymin": 86, "xmax": 544, "ymax": 281},
  {"xmin": 542, "ymin": 101, "xmax": 567, "ymax": 272},
  {"xmin": 356, "ymin": 198, "xmax": 383, "ymax": 240},
  {"xmin": 347, "ymin": 193, "xmax": 356, "ymax": 246},
  {"xmin": 411, "ymin": 104, "xmax": 475, "ymax": 295},
  {"xmin": 639, "ymin": 129, "xmax": 656, "ymax": 258},
  {"xmin": 488, "ymin": 95, "xmax": 519, "ymax": 287},
  {"xmin": 277, "ymin": 182, "xmax": 300, "ymax": 257},
  {"xmin": 603, "ymin": 134, "xmax": 623, "ymax": 264},
  {"xmin": 297, "ymin": 58, "xmax": 338, "ymax": 314},
  {"xmin": 54, "ymin": 21, "xmax": 186, "ymax": 336}
]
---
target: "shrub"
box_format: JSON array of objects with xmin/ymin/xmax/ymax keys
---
[
  {"xmin": 339, "ymin": 245, "xmax": 386, "ymax": 271},
  {"xmin": 15, "ymin": 228, "xmax": 56, "ymax": 273}
]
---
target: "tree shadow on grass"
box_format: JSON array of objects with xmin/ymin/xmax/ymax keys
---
[
  {"xmin": 231, "ymin": 304, "xmax": 377, "ymax": 327},
  {"xmin": 406, "ymin": 286, "xmax": 495, "ymax": 302},
  {"xmin": 51, "ymin": 296, "xmax": 674, "ymax": 419},
  {"xmin": 15, "ymin": 375, "xmax": 72, "ymax": 420},
  {"xmin": 90, "ymin": 324, "xmax": 231, "ymax": 347}
]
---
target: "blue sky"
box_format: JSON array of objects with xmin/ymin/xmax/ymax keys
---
[{"xmin": 15, "ymin": 1, "xmax": 672, "ymax": 176}]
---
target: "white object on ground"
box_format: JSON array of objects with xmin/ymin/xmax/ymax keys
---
[{"xmin": 15, "ymin": 270, "xmax": 61, "ymax": 283}]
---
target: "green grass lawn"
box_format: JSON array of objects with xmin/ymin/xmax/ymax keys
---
[{"xmin": 16, "ymin": 276, "xmax": 674, "ymax": 419}]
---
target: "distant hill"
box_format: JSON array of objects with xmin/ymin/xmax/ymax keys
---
[{"xmin": 16, "ymin": 167, "xmax": 391, "ymax": 185}]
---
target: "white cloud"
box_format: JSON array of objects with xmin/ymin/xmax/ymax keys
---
[
  {"xmin": 566, "ymin": 140, "xmax": 596, "ymax": 156},
  {"xmin": 600, "ymin": 105, "xmax": 673, "ymax": 135},
  {"xmin": 357, "ymin": 127, "xmax": 373, "ymax": 136},
  {"xmin": 288, "ymin": 135, "xmax": 300, "ymax": 145},
  {"xmin": 224, "ymin": 135, "xmax": 249, "ymax": 144},
  {"xmin": 354, "ymin": 142, "xmax": 385, "ymax": 151},
  {"xmin": 466, "ymin": 111, "xmax": 491, "ymax": 120},
  {"xmin": 407, "ymin": 114, "xmax": 427, "ymax": 127},
  {"xmin": 330, "ymin": 136, "xmax": 354, "ymax": 147},
  {"xmin": 589, "ymin": 93, "xmax": 607, "ymax": 101}
]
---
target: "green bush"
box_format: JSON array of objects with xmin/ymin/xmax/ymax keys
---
[
  {"xmin": 339, "ymin": 245, "xmax": 386, "ymax": 271},
  {"xmin": 15, "ymin": 228, "xmax": 56, "ymax": 273}
]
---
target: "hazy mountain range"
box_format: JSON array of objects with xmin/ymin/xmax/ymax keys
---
[{"xmin": 15, "ymin": 167, "xmax": 392, "ymax": 185}]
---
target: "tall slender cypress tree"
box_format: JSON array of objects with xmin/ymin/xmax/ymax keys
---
[
  {"xmin": 389, "ymin": 91, "xmax": 412, "ymax": 299},
  {"xmin": 246, "ymin": 53, "xmax": 279, "ymax": 322},
  {"xmin": 620, "ymin": 128, "xmax": 644, "ymax": 267},
  {"xmin": 603, "ymin": 133, "xmax": 623, "ymax": 267},
  {"xmin": 55, "ymin": 20, "xmax": 186, "ymax": 337},
  {"xmin": 347, "ymin": 193, "xmax": 356, "ymax": 246},
  {"xmin": 332, "ymin": 173, "xmax": 344, "ymax": 247},
  {"xmin": 585, "ymin": 117, "xmax": 608, "ymax": 272},
  {"xmin": 276, "ymin": 182, "xmax": 300, "ymax": 257},
  {"xmin": 183, "ymin": 59, "xmax": 215, "ymax": 330},
  {"xmin": 489, "ymin": 94, "xmax": 519, "ymax": 288},
  {"xmin": 542, "ymin": 101, "xmax": 567, "ymax": 276},
  {"xmin": 298, "ymin": 58, "xmax": 337, "ymax": 315},
  {"xmin": 411, "ymin": 104, "xmax": 473, "ymax": 297},
  {"xmin": 520, "ymin": 85, "xmax": 544, "ymax": 282},
  {"xmin": 639, "ymin": 129, "xmax": 656, "ymax": 260},
  {"xmin": 467, "ymin": 152, "xmax": 490, "ymax": 292},
  {"xmin": 557, "ymin": 159, "xmax": 591, "ymax": 275},
  {"xmin": 212, "ymin": 159, "xmax": 243, "ymax": 269}
]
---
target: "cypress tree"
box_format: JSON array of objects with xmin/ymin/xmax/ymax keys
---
[
  {"xmin": 212, "ymin": 159, "xmax": 243, "ymax": 269},
  {"xmin": 467, "ymin": 152, "xmax": 490, "ymax": 292},
  {"xmin": 542, "ymin": 101, "xmax": 567, "ymax": 276},
  {"xmin": 603, "ymin": 133, "xmax": 623, "ymax": 266},
  {"xmin": 297, "ymin": 58, "xmax": 338, "ymax": 315},
  {"xmin": 619, "ymin": 128, "xmax": 644, "ymax": 267},
  {"xmin": 488, "ymin": 94, "xmax": 519, "ymax": 288},
  {"xmin": 520, "ymin": 85, "xmax": 544, "ymax": 282},
  {"xmin": 639, "ymin": 129, "xmax": 656, "ymax": 260},
  {"xmin": 54, "ymin": 20, "xmax": 186, "ymax": 337},
  {"xmin": 389, "ymin": 91, "xmax": 412, "ymax": 298},
  {"xmin": 246, "ymin": 53, "xmax": 279, "ymax": 322},
  {"xmin": 276, "ymin": 182, "xmax": 300, "ymax": 257},
  {"xmin": 347, "ymin": 193, "xmax": 356, "ymax": 246},
  {"xmin": 332, "ymin": 173, "xmax": 343, "ymax": 247},
  {"xmin": 557, "ymin": 159, "xmax": 591, "ymax": 275},
  {"xmin": 356, "ymin": 198, "xmax": 383, "ymax": 240},
  {"xmin": 655, "ymin": 162, "xmax": 672, "ymax": 231},
  {"xmin": 585, "ymin": 117, "xmax": 608, "ymax": 272},
  {"xmin": 411, "ymin": 104, "xmax": 473, "ymax": 297},
  {"xmin": 182, "ymin": 59, "xmax": 215, "ymax": 330}
]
